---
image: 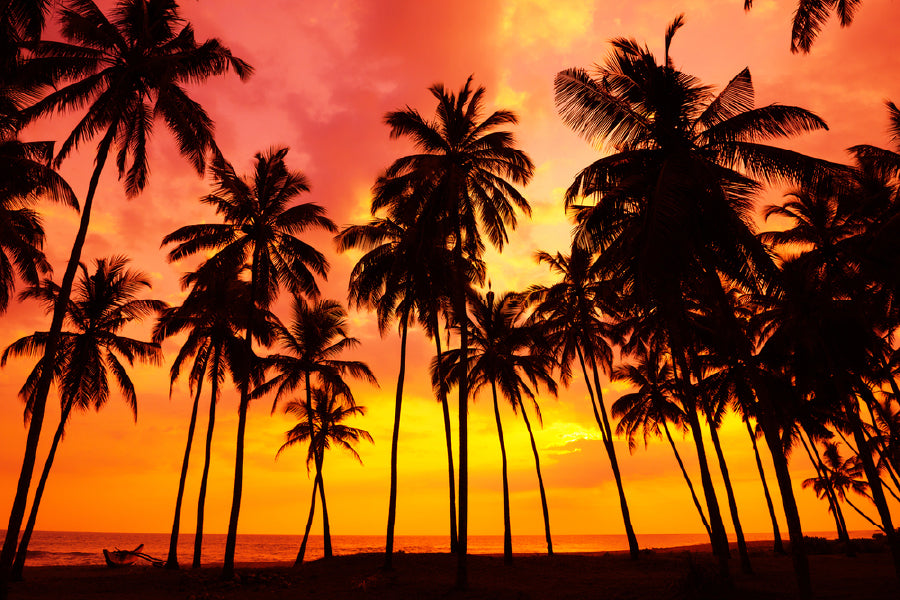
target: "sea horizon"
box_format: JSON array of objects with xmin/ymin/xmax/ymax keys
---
[{"xmin": 5, "ymin": 529, "xmax": 879, "ymax": 568}]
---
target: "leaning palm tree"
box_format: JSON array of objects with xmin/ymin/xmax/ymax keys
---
[
  {"xmin": 278, "ymin": 386, "xmax": 373, "ymax": 566},
  {"xmin": 378, "ymin": 76, "xmax": 534, "ymax": 586},
  {"xmin": 438, "ymin": 290, "xmax": 557, "ymax": 563},
  {"xmin": 163, "ymin": 147, "xmax": 336, "ymax": 579},
  {"xmin": 153, "ymin": 265, "xmax": 274, "ymax": 569},
  {"xmin": 527, "ymin": 245, "xmax": 640, "ymax": 558},
  {"xmin": 1, "ymin": 0, "xmax": 250, "ymax": 580},
  {"xmin": 2, "ymin": 256, "xmax": 163, "ymax": 579},
  {"xmin": 802, "ymin": 441, "xmax": 880, "ymax": 530},
  {"xmin": 554, "ymin": 15, "xmax": 838, "ymax": 595},
  {"xmin": 255, "ymin": 296, "xmax": 375, "ymax": 560}
]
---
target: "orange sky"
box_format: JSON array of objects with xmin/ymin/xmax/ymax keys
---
[{"xmin": 2, "ymin": 0, "xmax": 900, "ymax": 543}]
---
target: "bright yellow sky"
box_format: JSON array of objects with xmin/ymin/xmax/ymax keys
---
[{"xmin": 2, "ymin": 0, "xmax": 899, "ymax": 544}]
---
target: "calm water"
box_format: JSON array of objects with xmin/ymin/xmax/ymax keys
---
[{"xmin": 4, "ymin": 529, "xmax": 854, "ymax": 567}]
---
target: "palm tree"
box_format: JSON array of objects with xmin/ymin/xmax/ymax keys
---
[
  {"xmin": 378, "ymin": 77, "xmax": 534, "ymax": 587},
  {"xmin": 438, "ymin": 290, "xmax": 557, "ymax": 563},
  {"xmin": 802, "ymin": 441, "xmax": 880, "ymax": 530},
  {"xmin": 256, "ymin": 296, "xmax": 375, "ymax": 560},
  {"xmin": 278, "ymin": 386, "xmax": 373, "ymax": 566},
  {"xmin": 0, "ymin": 1, "xmax": 250, "ymax": 582},
  {"xmin": 153, "ymin": 265, "xmax": 273, "ymax": 569},
  {"xmin": 526, "ymin": 245, "xmax": 640, "ymax": 558},
  {"xmin": 163, "ymin": 147, "xmax": 336, "ymax": 578},
  {"xmin": 743, "ymin": 0, "xmax": 863, "ymax": 53},
  {"xmin": 554, "ymin": 16, "xmax": 837, "ymax": 595},
  {"xmin": 611, "ymin": 344, "xmax": 712, "ymax": 539},
  {"xmin": 2, "ymin": 256, "xmax": 163, "ymax": 579}
]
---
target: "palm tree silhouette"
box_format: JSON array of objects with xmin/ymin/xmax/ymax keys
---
[
  {"xmin": 527, "ymin": 245, "xmax": 640, "ymax": 559},
  {"xmin": 802, "ymin": 441, "xmax": 880, "ymax": 530},
  {"xmin": 744, "ymin": 0, "xmax": 864, "ymax": 54},
  {"xmin": 378, "ymin": 77, "xmax": 533, "ymax": 586},
  {"xmin": 257, "ymin": 296, "xmax": 375, "ymax": 561},
  {"xmin": 277, "ymin": 386, "xmax": 372, "ymax": 566},
  {"xmin": 163, "ymin": 147, "xmax": 336, "ymax": 578},
  {"xmin": 438, "ymin": 289, "xmax": 557, "ymax": 562},
  {"xmin": 153, "ymin": 265, "xmax": 274, "ymax": 569},
  {"xmin": 555, "ymin": 15, "xmax": 835, "ymax": 594},
  {"xmin": 0, "ymin": 1, "xmax": 250, "ymax": 580},
  {"xmin": 2, "ymin": 256, "xmax": 163, "ymax": 579}
]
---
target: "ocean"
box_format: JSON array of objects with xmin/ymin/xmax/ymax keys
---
[{"xmin": 7, "ymin": 530, "xmax": 834, "ymax": 567}]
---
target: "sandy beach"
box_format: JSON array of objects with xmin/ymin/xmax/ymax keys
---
[{"xmin": 6, "ymin": 541, "xmax": 897, "ymax": 599}]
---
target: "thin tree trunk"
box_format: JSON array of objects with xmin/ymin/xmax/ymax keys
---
[
  {"xmin": 586, "ymin": 347, "xmax": 639, "ymax": 558},
  {"xmin": 846, "ymin": 404, "xmax": 900, "ymax": 582},
  {"xmin": 520, "ymin": 400, "xmax": 552, "ymax": 555},
  {"xmin": 843, "ymin": 495, "xmax": 883, "ymax": 531},
  {"xmin": 575, "ymin": 344, "xmax": 608, "ymax": 445},
  {"xmin": 0, "ymin": 127, "xmax": 116, "ymax": 594},
  {"xmin": 11, "ymin": 401, "xmax": 75, "ymax": 580},
  {"xmin": 455, "ymin": 236, "xmax": 469, "ymax": 590},
  {"xmin": 799, "ymin": 432, "xmax": 851, "ymax": 550},
  {"xmin": 708, "ymin": 421, "xmax": 753, "ymax": 574},
  {"xmin": 662, "ymin": 421, "xmax": 711, "ymax": 539},
  {"xmin": 754, "ymin": 385, "xmax": 811, "ymax": 600},
  {"xmin": 165, "ymin": 374, "xmax": 206, "ymax": 570},
  {"xmin": 194, "ymin": 349, "xmax": 221, "ymax": 569},
  {"xmin": 490, "ymin": 382, "xmax": 513, "ymax": 565},
  {"xmin": 223, "ymin": 256, "xmax": 261, "ymax": 580},
  {"xmin": 432, "ymin": 314, "xmax": 458, "ymax": 553},
  {"xmin": 860, "ymin": 387, "xmax": 900, "ymax": 500},
  {"xmin": 294, "ymin": 476, "xmax": 319, "ymax": 567},
  {"xmin": 384, "ymin": 312, "xmax": 409, "ymax": 569},
  {"xmin": 745, "ymin": 419, "xmax": 785, "ymax": 554},
  {"xmin": 315, "ymin": 456, "xmax": 332, "ymax": 558}
]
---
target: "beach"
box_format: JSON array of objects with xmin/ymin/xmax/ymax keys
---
[{"xmin": 6, "ymin": 542, "xmax": 897, "ymax": 599}]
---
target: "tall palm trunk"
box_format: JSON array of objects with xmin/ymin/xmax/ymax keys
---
[
  {"xmin": 454, "ymin": 235, "xmax": 470, "ymax": 590},
  {"xmin": 575, "ymin": 345, "xmax": 608, "ymax": 444},
  {"xmin": 662, "ymin": 421, "xmax": 711, "ymax": 538},
  {"xmin": 799, "ymin": 432, "xmax": 851, "ymax": 549},
  {"xmin": 490, "ymin": 382, "xmax": 513, "ymax": 565},
  {"xmin": 744, "ymin": 419, "xmax": 785, "ymax": 554},
  {"xmin": 223, "ymin": 257, "xmax": 261, "ymax": 579},
  {"xmin": 165, "ymin": 374, "xmax": 206, "ymax": 569},
  {"xmin": 846, "ymin": 402, "xmax": 900, "ymax": 581},
  {"xmin": 432, "ymin": 314, "xmax": 458, "ymax": 553},
  {"xmin": 384, "ymin": 309, "xmax": 409, "ymax": 569},
  {"xmin": 294, "ymin": 477, "xmax": 319, "ymax": 567},
  {"xmin": 754, "ymin": 385, "xmax": 811, "ymax": 600},
  {"xmin": 0, "ymin": 128, "xmax": 116, "ymax": 591},
  {"xmin": 585, "ymin": 345, "xmax": 639, "ymax": 559},
  {"xmin": 315, "ymin": 455, "xmax": 332, "ymax": 557},
  {"xmin": 10, "ymin": 401, "xmax": 75, "ymax": 580},
  {"xmin": 708, "ymin": 422, "xmax": 753, "ymax": 574},
  {"xmin": 519, "ymin": 400, "xmax": 552, "ymax": 555},
  {"xmin": 194, "ymin": 349, "xmax": 221, "ymax": 568}
]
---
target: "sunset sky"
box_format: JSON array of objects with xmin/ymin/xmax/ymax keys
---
[{"xmin": 2, "ymin": 0, "xmax": 900, "ymax": 546}]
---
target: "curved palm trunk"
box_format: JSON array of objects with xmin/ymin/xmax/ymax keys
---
[
  {"xmin": 799, "ymin": 433, "xmax": 851, "ymax": 551},
  {"xmin": 0, "ymin": 128, "xmax": 116, "ymax": 591},
  {"xmin": 708, "ymin": 422, "xmax": 753, "ymax": 574},
  {"xmin": 585, "ymin": 346, "xmax": 639, "ymax": 559},
  {"xmin": 662, "ymin": 421, "xmax": 711, "ymax": 538},
  {"xmin": 223, "ymin": 258, "xmax": 262, "ymax": 580},
  {"xmin": 744, "ymin": 419, "xmax": 785, "ymax": 554},
  {"xmin": 846, "ymin": 402, "xmax": 900, "ymax": 582},
  {"xmin": 11, "ymin": 401, "xmax": 75, "ymax": 580},
  {"xmin": 294, "ymin": 476, "xmax": 319, "ymax": 567},
  {"xmin": 575, "ymin": 345, "xmax": 608, "ymax": 445},
  {"xmin": 384, "ymin": 311, "xmax": 409, "ymax": 569},
  {"xmin": 432, "ymin": 315, "xmax": 458, "ymax": 553},
  {"xmin": 754, "ymin": 386, "xmax": 811, "ymax": 600},
  {"xmin": 194, "ymin": 349, "xmax": 221, "ymax": 569},
  {"xmin": 519, "ymin": 401, "xmax": 552, "ymax": 555},
  {"xmin": 490, "ymin": 382, "xmax": 513, "ymax": 565},
  {"xmin": 165, "ymin": 375, "xmax": 206, "ymax": 569},
  {"xmin": 315, "ymin": 456, "xmax": 332, "ymax": 558}
]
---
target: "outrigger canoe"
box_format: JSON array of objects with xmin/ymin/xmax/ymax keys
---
[{"xmin": 102, "ymin": 544, "xmax": 163, "ymax": 568}]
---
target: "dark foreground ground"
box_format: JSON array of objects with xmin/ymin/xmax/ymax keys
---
[{"xmin": 6, "ymin": 541, "xmax": 897, "ymax": 599}]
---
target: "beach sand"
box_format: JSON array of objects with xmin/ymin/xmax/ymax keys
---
[{"xmin": 6, "ymin": 541, "xmax": 897, "ymax": 599}]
